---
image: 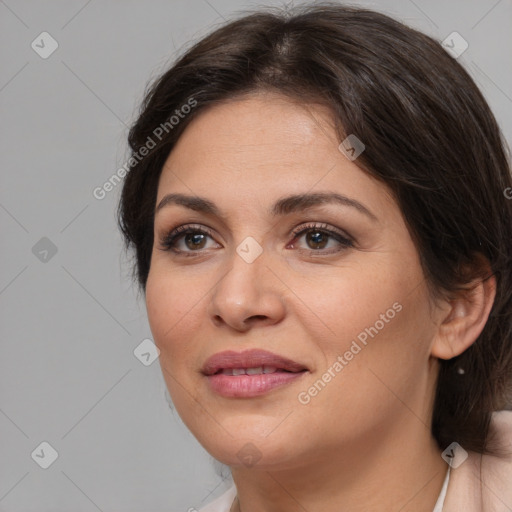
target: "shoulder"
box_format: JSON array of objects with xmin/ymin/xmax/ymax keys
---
[
  {"xmin": 444, "ymin": 409, "xmax": 512, "ymax": 512},
  {"xmin": 196, "ymin": 484, "xmax": 237, "ymax": 512},
  {"xmin": 489, "ymin": 409, "xmax": 512, "ymax": 443},
  {"xmin": 483, "ymin": 410, "xmax": 512, "ymax": 503}
]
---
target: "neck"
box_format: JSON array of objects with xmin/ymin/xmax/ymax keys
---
[{"xmin": 230, "ymin": 412, "xmax": 448, "ymax": 512}]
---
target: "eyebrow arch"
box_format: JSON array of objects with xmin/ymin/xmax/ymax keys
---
[{"xmin": 155, "ymin": 192, "xmax": 378, "ymax": 222}]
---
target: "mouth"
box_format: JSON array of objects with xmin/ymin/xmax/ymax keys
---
[
  {"xmin": 202, "ymin": 349, "xmax": 309, "ymax": 398},
  {"xmin": 201, "ymin": 349, "xmax": 308, "ymax": 376},
  {"xmin": 212, "ymin": 365, "xmax": 300, "ymax": 376}
]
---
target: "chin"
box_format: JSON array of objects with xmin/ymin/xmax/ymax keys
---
[
  {"xmin": 188, "ymin": 422, "xmax": 296, "ymax": 468},
  {"xmin": 207, "ymin": 439, "xmax": 298, "ymax": 471}
]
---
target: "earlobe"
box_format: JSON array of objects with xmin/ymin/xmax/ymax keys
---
[{"xmin": 431, "ymin": 272, "xmax": 497, "ymax": 361}]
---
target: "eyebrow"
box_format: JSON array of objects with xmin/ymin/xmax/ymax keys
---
[{"xmin": 155, "ymin": 192, "xmax": 378, "ymax": 221}]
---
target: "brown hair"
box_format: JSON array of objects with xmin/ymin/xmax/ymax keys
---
[{"xmin": 117, "ymin": 2, "xmax": 512, "ymax": 456}]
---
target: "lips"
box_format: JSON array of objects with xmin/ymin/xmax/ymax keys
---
[
  {"xmin": 201, "ymin": 349, "xmax": 308, "ymax": 376},
  {"xmin": 202, "ymin": 349, "xmax": 309, "ymax": 398}
]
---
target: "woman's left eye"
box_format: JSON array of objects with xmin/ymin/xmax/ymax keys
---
[
  {"xmin": 158, "ymin": 222, "xmax": 354, "ymax": 256},
  {"xmin": 289, "ymin": 223, "xmax": 354, "ymax": 253}
]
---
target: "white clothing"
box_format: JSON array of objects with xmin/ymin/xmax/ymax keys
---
[{"xmin": 198, "ymin": 465, "xmax": 451, "ymax": 511}]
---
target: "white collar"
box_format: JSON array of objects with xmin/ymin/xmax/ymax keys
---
[{"xmin": 432, "ymin": 465, "xmax": 451, "ymax": 512}]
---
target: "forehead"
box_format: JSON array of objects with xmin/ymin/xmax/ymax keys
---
[
  {"xmin": 162, "ymin": 91, "xmax": 337, "ymax": 169},
  {"xmin": 156, "ymin": 92, "xmax": 396, "ymax": 220},
  {"xmin": 203, "ymin": 92, "xmax": 335, "ymax": 139}
]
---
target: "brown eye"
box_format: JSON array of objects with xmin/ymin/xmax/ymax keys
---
[
  {"xmin": 184, "ymin": 232, "xmax": 208, "ymax": 250},
  {"xmin": 290, "ymin": 223, "xmax": 354, "ymax": 254},
  {"xmin": 305, "ymin": 230, "xmax": 329, "ymax": 249},
  {"xmin": 159, "ymin": 225, "xmax": 218, "ymax": 254}
]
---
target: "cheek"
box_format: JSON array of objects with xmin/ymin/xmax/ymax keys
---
[
  {"xmin": 296, "ymin": 259, "xmax": 432, "ymax": 397},
  {"xmin": 299, "ymin": 282, "xmax": 434, "ymax": 424},
  {"xmin": 293, "ymin": 262, "xmax": 402, "ymax": 351},
  {"xmin": 145, "ymin": 267, "xmax": 206, "ymax": 368},
  {"xmin": 145, "ymin": 270, "xmax": 208, "ymax": 419}
]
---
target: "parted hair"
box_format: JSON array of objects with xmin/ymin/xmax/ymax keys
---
[{"xmin": 117, "ymin": 2, "xmax": 512, "ymax": 456}]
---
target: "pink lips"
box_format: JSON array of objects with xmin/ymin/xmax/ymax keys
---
[{"xmin": 202, "ymin": 349, "xmax": 308, "ymax": 398}]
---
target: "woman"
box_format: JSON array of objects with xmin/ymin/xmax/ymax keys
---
[{"xmin": 117, "ymin": 3, "xmax": 512, "ymax": 511}]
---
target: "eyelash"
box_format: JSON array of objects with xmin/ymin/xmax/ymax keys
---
[{"xmin": 158, "ymin": 222, "xmax": 354, "ymax": 257}]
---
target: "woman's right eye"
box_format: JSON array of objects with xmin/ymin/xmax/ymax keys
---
[{"xmin": 158, "ymin": 225, "xmax": 219, "ymax": 255}]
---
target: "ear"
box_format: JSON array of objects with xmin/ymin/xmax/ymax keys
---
[{"xmin": 431, "ymin": 258, "xmax": 497, "ymax": 360}]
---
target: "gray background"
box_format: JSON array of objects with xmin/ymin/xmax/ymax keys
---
[{"xmin": 1, "ymin": 0, "xmax": 511, "ymax": 510}]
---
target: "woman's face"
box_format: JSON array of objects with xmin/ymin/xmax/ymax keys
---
[{"xmin": 146, "ymin": 91, "xmax": 444, "ymax": 469}]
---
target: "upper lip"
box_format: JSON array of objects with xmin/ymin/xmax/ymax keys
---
[{"xmin": 202, "ymin": 349, "xmax": 308, "ymax": 376}]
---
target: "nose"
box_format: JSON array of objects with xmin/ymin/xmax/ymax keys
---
[{"xmin": 206, "ymin": 244, "xmax": 286, "ymax": 332}]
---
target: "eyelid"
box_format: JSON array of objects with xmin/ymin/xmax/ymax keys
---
[
  {"xmin": 158, "ymin": 223, "xmax": 218, "ymax": 250},
  {"xmin": 290, "ymin": 221, "xmax": 353, "ymax": 243},
  {"xmin": 158, "ymin": 220, "xmax": 355, "ymax": 255}
]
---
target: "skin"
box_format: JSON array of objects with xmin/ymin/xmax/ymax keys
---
[{"xmin": 145, "ymin": 91, "xmax": 496, "ymax": 512}]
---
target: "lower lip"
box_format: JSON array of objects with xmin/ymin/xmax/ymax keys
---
[{"xmin": 206, "ymin": 370, "xmax": 308, "ymax": 398}]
